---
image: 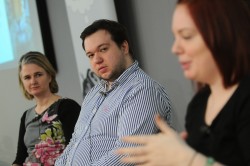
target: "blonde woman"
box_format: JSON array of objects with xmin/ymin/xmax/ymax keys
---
[{"xmin": 12, "ymin": 52, "xmax": 80, "ymax": 166}]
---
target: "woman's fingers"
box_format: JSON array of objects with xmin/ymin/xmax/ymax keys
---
[
  {"xmin": 121, "ymin": 135, "xmax": 151, "ymax": 145},
  {"xmin": 121, "ymin": 155, "xmax": 148, "ymax": 165},
  {"xmin": 117, "ymin": 146, "xmax": 148, "ymax": 165},
  {"xmin": 121, "ymin": 114, "xmax": 172, "ymax": 146},
  {"xmin": 117, "ymin": 146, "xmax": 144, "ymax": 154},
  {"xmin": 155, "ymin": 114, "xmax": 172, "ymax": 134}
]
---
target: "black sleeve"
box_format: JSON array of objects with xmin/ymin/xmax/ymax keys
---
[
  {"xmin": 57, "ymin": 99, "xmax": 81, "ymax": 145},
  {"xmin": 236, "ymin": 84, "xmax": 250, "ymax": 165},
  {"xmin": 12, "ymin": 111, "xmax": 28, "ymax": 165}
]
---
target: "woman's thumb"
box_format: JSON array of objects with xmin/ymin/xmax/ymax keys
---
[{"xmin": 155, "ymin": 114, "xmax": 172, "ymax": 134}]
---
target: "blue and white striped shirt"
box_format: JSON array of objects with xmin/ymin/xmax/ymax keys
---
[{"xmin": 55, "ymin": 61, "xmax": 171, "ymax": 166}]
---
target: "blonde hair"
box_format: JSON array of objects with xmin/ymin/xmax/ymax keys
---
[{"xmin": 18, "ymin": 51, "xmax": 58, "ymax": 100}]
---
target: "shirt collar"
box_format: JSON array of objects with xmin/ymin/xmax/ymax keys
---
[{"xmin": 100, "ymin": 60, "xmax": 139, "ymax": 90}]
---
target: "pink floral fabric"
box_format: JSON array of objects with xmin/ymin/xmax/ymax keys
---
[{"xmin": 31, "ymin": 112, "xmax": 65, "ymax": 166}]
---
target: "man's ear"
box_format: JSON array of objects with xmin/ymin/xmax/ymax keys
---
[{"xmin": 121, "ymin": 41, "xmax": 129, "ymax": 54}]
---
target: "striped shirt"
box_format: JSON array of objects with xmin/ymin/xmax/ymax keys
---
[{"xmin": 55, "ymin": 61, "xmax": 172, "ymax": 166}]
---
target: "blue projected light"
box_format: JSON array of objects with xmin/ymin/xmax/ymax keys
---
[
  {"xmin": 0, "ymin": 0, "xmax": 44, "ymax": 70},
  {"xmin": 0, "ymin": 0, "xmax": 14, "ymax": 64}
]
